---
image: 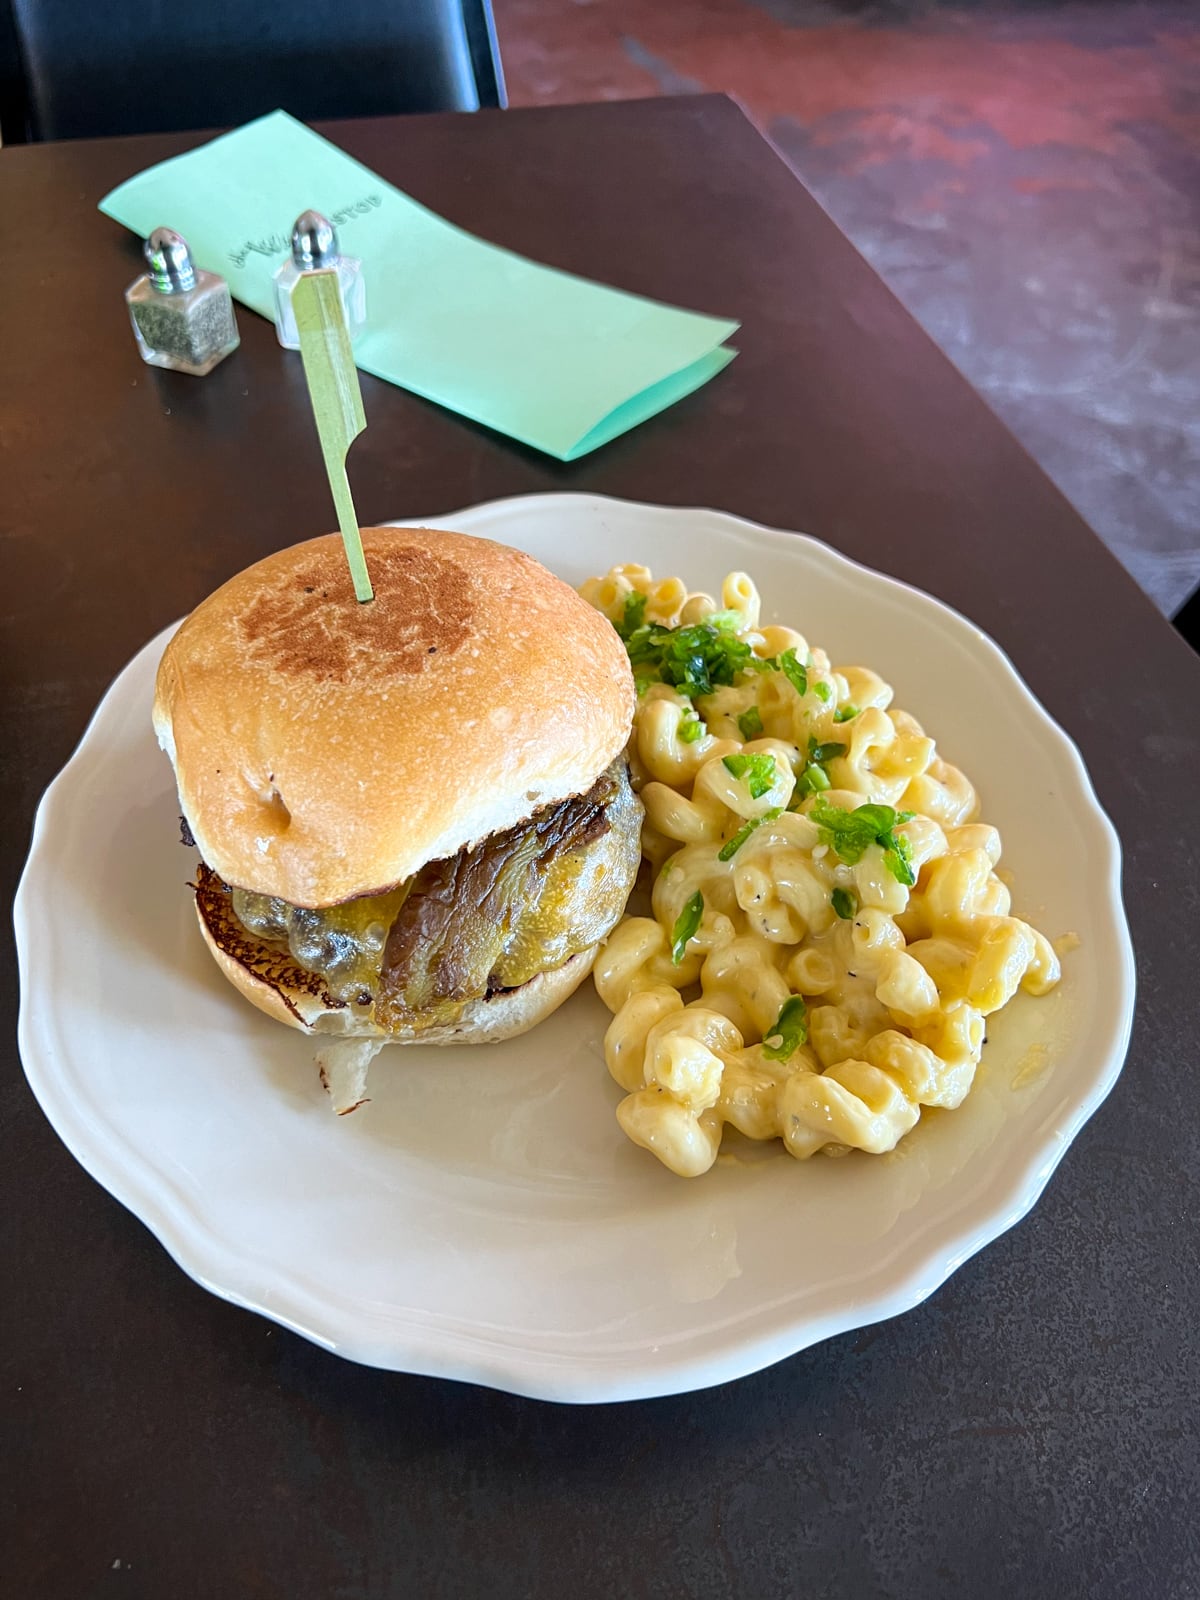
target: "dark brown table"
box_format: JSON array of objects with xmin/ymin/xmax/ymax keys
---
[{"xmin": 3, "ymin": 96, "xmax": 1198, "ymax": 1599}]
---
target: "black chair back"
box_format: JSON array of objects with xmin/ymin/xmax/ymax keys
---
[
  {"xmin": 1, "ymin": 0, "xmax": 505, "ymax": 142},
  {"xmin": 1174, "ymin": 584, "xmax": 1200, "ymax": 654}
]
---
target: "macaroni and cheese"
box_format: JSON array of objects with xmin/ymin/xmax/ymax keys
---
[{"xmin": 580, "ymin": 564, "xmax": 1061, "ymax": 1178}]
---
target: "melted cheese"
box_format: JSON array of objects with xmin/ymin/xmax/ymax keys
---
[{"xmin": 231, "ymin": 880, "xmax": 411, "ymax": 1004}]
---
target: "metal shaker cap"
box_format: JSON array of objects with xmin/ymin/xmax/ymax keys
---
[
  {"xmin": 291, "ymin": 210, "xmax": 338, "ymax": 270},
  {"xmin": 144, "ymin": 227, "xmax": 197, "ymax": 293}
]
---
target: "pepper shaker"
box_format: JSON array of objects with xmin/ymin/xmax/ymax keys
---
[
  {"xmin": 125, "ymin": 228, "xmax": 240, "ymax": 376},
  {"xmin": 273, "ymin": 210, "xmax": 366, "ymax": 350}
]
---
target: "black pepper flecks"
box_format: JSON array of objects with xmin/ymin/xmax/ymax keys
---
[{"xmin": 132, "ymin": 289, "xmax": 236, "ymax": 365}]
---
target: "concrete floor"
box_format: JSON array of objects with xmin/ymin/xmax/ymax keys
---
[{"xmin": 495, "ymin": 0, "xmax": 1200, "ymax": 616}]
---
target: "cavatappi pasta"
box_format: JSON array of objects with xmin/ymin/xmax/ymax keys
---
[{"xmin": 579, "ymin": 564, "xmax": 1061, "ymax": 1178}]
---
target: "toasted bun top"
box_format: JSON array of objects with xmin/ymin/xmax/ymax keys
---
[{"xmin": 153, "ymin": 527, "xmax": 634, "ymax": 905}]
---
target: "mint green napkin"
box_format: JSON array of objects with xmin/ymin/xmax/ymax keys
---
[{"xmin": 99, "ymin": 110, "xmax": 738, "ymax": 460}]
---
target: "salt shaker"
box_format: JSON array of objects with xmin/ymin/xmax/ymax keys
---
[
  {"xmin": 125, "ymin": 228, "xmax": 240, "ymax": 376},
  {"xmin": 273, "ymin": 210, "xmax": 366, "ymax": 349}
]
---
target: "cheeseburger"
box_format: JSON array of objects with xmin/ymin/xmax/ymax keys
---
[{"xmin": 154, "ymin": 526, "xmax": 642, "ymax": 1110}]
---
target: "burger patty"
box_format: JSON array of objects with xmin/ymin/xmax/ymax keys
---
[{"xmin": 199, "ymin": 760, "xmax": 642, "ymax": 1033}]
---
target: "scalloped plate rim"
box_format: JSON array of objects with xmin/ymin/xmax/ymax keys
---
[{"xmin": 14, "ymin": 493, "xmax": 1135, "ymax": 1403}]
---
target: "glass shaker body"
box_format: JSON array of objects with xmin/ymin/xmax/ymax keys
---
[
  {"xmin": 126, "ymin": 269, "xmax": 240, "ymax": 376},
  {"xmin": 273, "ymin": 256, "xmax": 366, "ymax": 349}
]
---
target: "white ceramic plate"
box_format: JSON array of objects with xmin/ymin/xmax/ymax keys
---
[{"xmin": 15, "ymin": 494, "xmax": 1134, "ymax": 1403}]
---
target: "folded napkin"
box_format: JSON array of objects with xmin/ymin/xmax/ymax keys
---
[{"xmin": 100, "ymin": 111, "xmax": 738, "ymax": 459}]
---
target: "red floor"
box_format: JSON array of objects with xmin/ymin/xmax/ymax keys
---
[{"xmin": 495, "ymin": 0, "xmax": 1200, "ymax": 616}]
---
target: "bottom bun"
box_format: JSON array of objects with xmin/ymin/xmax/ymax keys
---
[{"xmin": 195, "ymin": 897, "xmax": 598, "ymax": 1047}]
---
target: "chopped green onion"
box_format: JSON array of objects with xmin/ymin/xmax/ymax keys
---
[
  {"xmin": 723, "ymin": 751, "xmax": 777, "ymax": 799},
  {"xmin": 737, "ymin": 706, "xmax": 764, "ymax": 741},
  {"xmin": 706, "ymin": 609, "xmax": 745, "ymax": 634},
  {"xmin": 717, "ymin": 807, "xmax": 782, "ymax": 862},
  {"xmin": 809, "ymin": 800, "xmax": 874, "ymax": 862},
  {"xmin": 616, "ymin": 591, "xmax": 648, "ymax": 640},
  {"xmin": 832, "ymin": 887, "xmax": 857, "ymax": 920},
  {"xmin": 853, "ymin": 803, "xmax": 902, "ymax": 836},
  {"xmin": 808, "ymin": 797, "xmax": 917, "ymax": 885},
  {"xmin": 882, "ymin": 830, "xmax": 916, "ymax": 887},
  {"xmin": 678, "ymin": 709, "xmax": 706, "ymax": 743},
  {"xmin": 616, "ymin": 617, "xmax": 753, "ymax": 699},
  {"xmin": 671, "ymin": 892, "xmax": 704, "ymax": 964},
  {"xmin": 795, "ymin": 763, "xmax": 831, "ymax": 796},
  {"xmin": 794, "ymin": 736, "xmax": 845, "ymax": 797},
  {"xmin": 762, "ymin": 996, "xmax": 808, "ymax": 1060},
  {"xmin": 777, "ymin": 648, "xmax": 808, "ymax": 697},
  {"xmin": 814, "ymin": 681, "xmax": 833, "ymax": 704},
  {"xmin": 833, "ymin": 704, "xmax": 859, "ymax": 723}
]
